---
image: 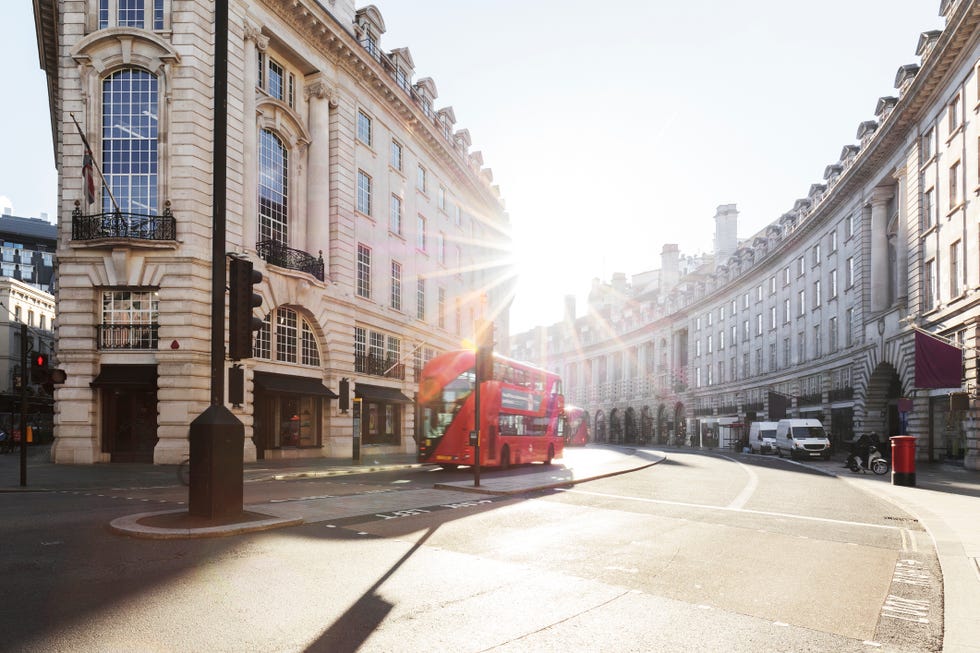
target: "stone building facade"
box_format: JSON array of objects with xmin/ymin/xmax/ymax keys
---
[
  {"xmin": 512, "ymin": 0, "xmax": 980, "ymax": 471},
  {"xmin": 35, "ymin": 0, "xmax": 513, "ymax": 463}
]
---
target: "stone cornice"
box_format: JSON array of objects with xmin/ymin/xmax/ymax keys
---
[
  {"xmin": 682, "ymin": 2, "xmax": 980, "ymax": 317},
  {"xmin": 264, "ymin": 0, "xmax": 505, "ymax": 214}
]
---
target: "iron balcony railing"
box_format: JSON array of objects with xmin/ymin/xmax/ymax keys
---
[
  {"xmin": 828, "ymin": 387, "xmax": 854, "ymax": 401},
  {"xmin": 355, "ymin": 354, "xmax": 405, "ymax": 380},
  {"xmin": 72, "ymin": 202, "xmax": 176, "ymax": 242},
  {"xmin": 798, "ymin": 392, "xmax": 823, "ymax": 406},
  {"xmin": 256, "ymin": 240, "xmax": 324, "ymax": 281},
  {"xmin": 98, "ymin": 324, "xmax": 159, "ymax": 350}
]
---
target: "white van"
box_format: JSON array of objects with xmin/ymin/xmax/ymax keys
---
[
  {"xmin": 775, "ymin": 418, "xmax": 831, "ymax": 460},
  {"xmin": 748, "ymin": 421, "xmax": 778, "ymax": 454}
]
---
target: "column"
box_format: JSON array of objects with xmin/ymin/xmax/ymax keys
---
[
  {"xmin": 242, "ymin": 23, "xmax": 268, "ymax": 252},
  {"xmin": 869, "ymin": 187, "xmax": 893, "ymax": 313},
  {"xmin": 893, "ymin": 167, "xmax": 909, "ymax": 304},
  {"xmin": 306, "ymin": 79, "xmax": 335, "ymax": 262}
]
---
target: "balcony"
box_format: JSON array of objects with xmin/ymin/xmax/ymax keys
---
[
  {"xmin": 99, "ymin": 324, "xmax": 159, "ymax": 350},
  {"xmin": 828, "ymin": 387, "xmax": 854, "ymax": 402},
  {"xmin": 355, "ymin": 354, "xmax": 405, "ymax": 380},
  {"xmin": 256, "ymin": 240, "xmax": 324, "ymax": 281},
  {"xmin": 72, "ymin": 201, "xmax": 176, "ymax": 243},
  {"xmin": 798, "ymin": 392, "xmax": 823, "ymax": 406}
]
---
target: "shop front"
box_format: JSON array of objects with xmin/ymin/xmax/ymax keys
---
[
  {"xmin": 354, "ymin": 383, "xmax": 413, "ymax": 449},
  {"xmin": 253, "ymin": 371, "xmax": 338, "ymax": 459},
  {"xmin": 91, "ymin": 364, "xmax": 158, "ymax": 463}
]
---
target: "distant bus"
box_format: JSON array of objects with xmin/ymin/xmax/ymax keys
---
[
  {"xmin": 417, "ymin": 350, "xmax": 565, "ymax": 469},
  {"xmin": 564, "ymin": 405, "xmax": 590, "ymax": 446}
]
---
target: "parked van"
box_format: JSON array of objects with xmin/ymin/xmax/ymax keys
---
[
  {"xmin": 748, "ymin": 421, "xmax": 778, "ymax": 454},
  {"xmin": 775, "ymin": 418, "xmax": 831, "ymax": 460}
]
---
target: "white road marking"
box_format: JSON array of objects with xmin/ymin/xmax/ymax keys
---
[
  {"xmin": 881, "ymin": 595, "xmax": 929, "ymax": 623},
  {"xmin": 713, "ymin": 453, "xmax": 759, "ymax": 510},
  {"xmin": 893, "ymin": 559, "xmax": 931, "ymax": 587},
  {"xmin": 561, "ymin": 488, "xmax": 903, "ymax": 531}
]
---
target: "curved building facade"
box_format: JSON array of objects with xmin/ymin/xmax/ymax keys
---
[{"xmin": 513, "ymin": 0, "xmax": 980, "ymax": 471}]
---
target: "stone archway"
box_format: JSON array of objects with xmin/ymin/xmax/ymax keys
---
[
  {"xmin": 609, "ymin": 408, "xmax": 622, "ymax": 444},
  {"xmin": 594, "ymin": 410, "xmax": 607, "ymax": 443},
  {"xmin": 624, "ymin": 407, "xmax": 637, "ymax": 443},
  {"xmin": 674, "ymin": 401, "xmax": 686, "ymax": 445},
  {"xmin": 640, "ymin": 406, "xmax": 653, "ymax": 444},
  {"xmin": 865, "ymin": 363, "xmax": 903, "ymax": 439}
]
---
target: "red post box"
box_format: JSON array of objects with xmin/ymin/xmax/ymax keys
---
[{"xmin": 890, "ymin": 435, "xmax": 917, "ymax": 487}]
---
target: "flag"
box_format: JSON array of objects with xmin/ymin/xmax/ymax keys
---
[
  {"xmin": 914, "ymin": 330, "xmax": 962, "ymax": 388},
  {"xmin": 82, "ymin": 148, "xmax": 96, "ymax": 206}
]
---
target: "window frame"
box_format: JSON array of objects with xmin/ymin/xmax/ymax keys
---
[
  {"xmin": 356, "ymin": 243, "xmax": 372, "ymax": 299},
  {"xmin": 357, "ymin": 110, "xmax": 373, "ymax": 147}
]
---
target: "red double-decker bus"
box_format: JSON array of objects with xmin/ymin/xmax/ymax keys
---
[
  {"xmin": 417, "ymin": 350, "xmax": 564, "ymax": 469},
  {"xmin": 564, "ymin": 405, "xmax": 590, "ymax": 446}
]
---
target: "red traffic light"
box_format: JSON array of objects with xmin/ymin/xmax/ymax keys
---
[{"xmin": 33, "ymin": 353, "xmax": 48, "ymax": 368}]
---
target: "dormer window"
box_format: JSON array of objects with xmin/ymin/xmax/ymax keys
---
[{"xmin": 355, "ymin": 5, "xmax": 387, "ymax": 62}]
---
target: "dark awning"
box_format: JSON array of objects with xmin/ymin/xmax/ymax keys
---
[
  {"xmin": 355, "ymin": 383, "xmax": 413, "ymax": 404},
  {"xmin": 254, "ymin": 371, "xmax": 339, "ymax": 398},
  {"xmin": 91, "ymin": 364, "xmax": 157, "ymax": 389}
]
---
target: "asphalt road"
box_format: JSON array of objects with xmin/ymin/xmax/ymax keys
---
[{"xmin": 0, "ymin": 449, "xmax": 943, "ymax": 652}]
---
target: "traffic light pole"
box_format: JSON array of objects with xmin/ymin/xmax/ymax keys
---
[
  {"xmin": 187, "ymin": 0, "xmax": 244, "ymax": 520},
  {"xmin": 19, "ymin": 323, "xmax": 27, "ymax": 486}
]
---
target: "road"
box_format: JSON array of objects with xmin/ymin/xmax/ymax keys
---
[{"xmin": 0, "ymin": 448, "xmax": 942, "ymax": 652}]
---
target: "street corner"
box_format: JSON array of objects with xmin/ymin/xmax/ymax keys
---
[{"xmin": 108, "ymin": 508, "xmax": 304, "ymax": 540}]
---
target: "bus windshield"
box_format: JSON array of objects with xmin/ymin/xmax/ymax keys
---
[{"xmin": 420, "ymin": 368, "xmax": 475, "ymax": 440}]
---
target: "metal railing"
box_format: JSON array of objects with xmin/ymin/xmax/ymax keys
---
[
  {"xmin": 72, "ymin": 203, "xmax": 176, "ymax": 241},
  {"xmin": 98, "ymin": 324, "xmax": 159, "ymax": 350},
  {"xmin": 355, "ymin": 354, "xmax": 405, "ymax": 380},
  {"xmin": 828, "ymin": 387, "xmax": 854, "ymax": 401},
  {"xmin": 256, "ymin": 240, "xmax": 324, "ymax": 281}
]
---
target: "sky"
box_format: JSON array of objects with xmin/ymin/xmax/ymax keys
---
[{"xmin": 0, "ymin": 1, "xmax": 945, "ymax": 333}]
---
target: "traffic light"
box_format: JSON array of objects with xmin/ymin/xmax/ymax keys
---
[
  {"xmin": 30, "ymin": 353, "xmax": 67, "ymax": 394},
  {"xmin": 31, "ymin": 353, "xmax": 48, "ymax": 384},
  {"xmin": 475, "ymin": 319, "xmax": 494, "ymax": 382},
  {"xmin": 229, "ymin": 257, "xmax": 264, "ymax": 360}
]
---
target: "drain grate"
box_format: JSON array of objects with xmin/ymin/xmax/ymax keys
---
[{"xmin": 884, "ymin": 516, "xmax": 920, "ymax": 524}]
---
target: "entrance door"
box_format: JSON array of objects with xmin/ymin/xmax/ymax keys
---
[
  {"xmin": 253, "ymin": 395, "xmax": 276, "ymax": 460},
  {"xmin": 103, "ymin": 388, "xmax": 157, "ymax": 463}
]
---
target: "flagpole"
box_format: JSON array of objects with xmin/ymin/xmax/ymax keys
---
[{"xmin": 69, "ymin": 112, "xmax": 122, "ymax": 214}]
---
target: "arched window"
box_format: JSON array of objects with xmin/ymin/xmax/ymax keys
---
[
  {"xmin": 258, "ymin": 129, "xmax": 288, "ymax": 244},
  {"xmin": 102, "ymin": 69, "xmax": 159, "ymax": 214},
  {"xmin": 255, "ymin": 307, "xmax": 320, "ymax": 366}
]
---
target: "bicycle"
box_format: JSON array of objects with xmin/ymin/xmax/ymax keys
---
[{"xmin": 177, "ymin": 456, "xmax": 190, "ymax": 486}]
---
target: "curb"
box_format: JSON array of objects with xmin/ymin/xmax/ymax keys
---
[
  {"xmin": 109, "ymin": 509, "xmax": 304, "ymax": 540},
  {"xmin": 267, "ymin": 463, "xmax": 427, "ymax": 482},
  {"xmin": 432, "ymin": 457, "xmax": 663, "ymax": 496}
]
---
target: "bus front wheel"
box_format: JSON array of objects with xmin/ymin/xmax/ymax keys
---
[
  {"xmin": 439, "ymin": 463, "xmax": 458, "ymax": 471},
  {"xmin": 500, "ymin": 445, "xmax": 511, "ymax": 470}
]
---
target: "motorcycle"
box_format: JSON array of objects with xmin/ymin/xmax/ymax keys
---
[
  {"xmin": 0, "ymin": 429, "xmax": 12, "ymax": 454},
  {"xmin": 847, "ymin": 444, "xmax": 889, "ymax": 475}
]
